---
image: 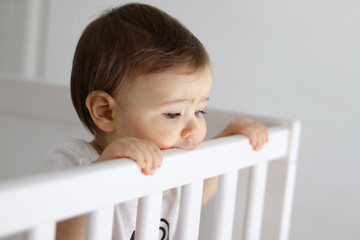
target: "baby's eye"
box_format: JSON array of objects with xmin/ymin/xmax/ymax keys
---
[
  {"xmin": 195, "ymin": 110, "xmax": 207, "ymax": 117},
  {"xmin": 164, "ymin": 113, "xmax": 181, "ymax": 119}
]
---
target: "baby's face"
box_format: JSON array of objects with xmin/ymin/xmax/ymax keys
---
[{"xmin": 113, "ymin": 66, "xmax": 212, "ymax": 150}]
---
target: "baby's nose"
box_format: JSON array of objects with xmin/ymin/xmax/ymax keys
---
[{"xmin": 181, "ymin": 120, "xmax": 199, "ymax": 139}]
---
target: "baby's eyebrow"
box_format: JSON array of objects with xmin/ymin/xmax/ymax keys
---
[
  {"xmin": 161, "ymin": 97, "xmax": 209, "ymax": 105},
  {"xmin": 201, "ymin": 97, "xmax": 210, "ymax": 103}
]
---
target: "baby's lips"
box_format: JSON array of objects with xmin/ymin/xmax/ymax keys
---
[
  {"xmin": 181, "ymin": 137, "xmax": 200, "ymax": 150},
  {"xmin": 179, "ymin": 142, "xmax": 199, "ymax": 150}
]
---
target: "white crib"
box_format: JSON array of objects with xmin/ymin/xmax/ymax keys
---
[{"xmin": 0, "ymin": 75, "xmax": 300, "ymax": 240}]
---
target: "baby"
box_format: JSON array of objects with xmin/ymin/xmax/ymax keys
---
[{"xmin": 47, "ymin": 3, "xmax": 268, "ymax": 240}]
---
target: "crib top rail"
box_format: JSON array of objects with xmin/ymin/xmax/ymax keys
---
[{"xmin": 0, "ymin": 125, "xmax": 289, "ymax": 238}]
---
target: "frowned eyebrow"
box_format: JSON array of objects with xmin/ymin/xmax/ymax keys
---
[{"xmin": 161, "ymin": 97, "xmax": 209, "ymax": 105}]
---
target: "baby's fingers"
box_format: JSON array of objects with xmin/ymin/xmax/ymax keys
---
[
  {"xmin": 123, "ymin": 143, "xmax": 147, "ymax": 169},
  {"xmin": 218, "ymin": 118, "xmax": 269, "ymax": 152},
  {"xmin": 246, "ymin": 126, "xmax": 258, "ymax": 148},
  {"xmin": 114, "ymin": 139, "xmax": 161, "ymax": 175},
  {"xmin": 99, "ymin": 138, "xmax": 162, "ymax": 175},
  {"xmin": 252, "ymin": 122, "xmax": 269, "ymax": 151},
  {"xmin": 141, "ymin": 142, "xmax": 162, "ymax": 175}
]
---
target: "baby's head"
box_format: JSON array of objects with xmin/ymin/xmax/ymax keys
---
[{"xmin": 71, "ymin": 3, "xmax": 212, "ymax": 150}]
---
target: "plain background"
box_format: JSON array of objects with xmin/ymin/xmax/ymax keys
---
[{"xmin": 1, "ymin": 0, "xmax": 359, "ymax": 239}]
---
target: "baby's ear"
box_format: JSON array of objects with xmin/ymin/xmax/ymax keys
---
[{"xmin": 86, "ymin": 91, "xmax": 116, "ymax": 133}]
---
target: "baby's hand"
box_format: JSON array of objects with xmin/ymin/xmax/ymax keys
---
[
  {"xmin": 97, "ymin": 137, "xmax": 162, "ymax": 175},
  {"xmin": 216, "ymin": 118, "xmax": 269, "ymax": 151}
]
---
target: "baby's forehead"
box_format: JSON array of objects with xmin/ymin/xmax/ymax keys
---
[
  {"xmin": 135, "ymin": 64, "xmax": 212, "ymax": 82},
  {"xmin": 115, "ymin": 67, "xmax": 212, "ymax": 110},
  {"xmin": 130, "ymin": 66, "xmax": 212, "ymax": 93},
  {"xmin": 113, "ymin": 65, "xmax": 212, "ymax": 101}
]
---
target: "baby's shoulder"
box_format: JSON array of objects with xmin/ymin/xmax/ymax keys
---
[{"xmin": 45, "ymin": 138, "xmax": 98, "ymax": 170}]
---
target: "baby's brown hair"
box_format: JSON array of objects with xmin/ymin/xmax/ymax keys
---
[{"xmin": 71, "ymin": 3, "xmax": 210, "ymax": 135}]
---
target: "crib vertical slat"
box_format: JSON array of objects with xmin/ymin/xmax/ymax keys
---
[
  {"xmin": 25, "ymin": 222, "xmax": 56, "ymax": 240},
  {"xmin": 243, "ymin": 162, "xmax": 268, "ymax": 240},
  {"xmin": 135, "ymin": 192, "xmax": 163, "ymax": 240},
  {"xmin": 85, "ymin": 205, "xmax": 115, "ymax": 240},
  {"xmin": 261, "ymin": 161, "xmax": 297, "ymax": 240},
  {"xmin": 261, "ymin": 121, "xmax": 301, "ymax": 240},
  {"xmin": 175, "ymin": 180, "xmax": 204, "ymax": 240},
  {"xmin": 211, "ymin": 170, "xmax": 239, "ymax": 240}
]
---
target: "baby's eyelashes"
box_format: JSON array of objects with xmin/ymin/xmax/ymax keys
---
[
  {"xmin": 195, "ymin": 110, "xmax": 206, "ymax": 117},
  {"xmin": 163, "ymin": 110, "xmax": 206, "ymax": 119},
  {"xmin": 164, "ymin": 113, "xmax": 181, "ymax": 119}
]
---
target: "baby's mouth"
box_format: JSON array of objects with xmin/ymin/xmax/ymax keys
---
[
  {"xmin": 184, "ymin": 145, "xmax": 199, "ymax": 150},
  {"xmin": 180, "ymin": 138, "xmax": 199, "ymax": 150}
]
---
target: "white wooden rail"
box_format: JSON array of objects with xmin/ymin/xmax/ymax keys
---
[
  {"xmin": 0, "ymin": 124, "xmax": 299, "ymax": 240},
  {"xmin": 0, "ymin": 76, "xmax": 300, "ymax": 240}
]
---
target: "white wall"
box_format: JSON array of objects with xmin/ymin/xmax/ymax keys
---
[
  {"xmin": 1, "ymin": 0, "xmax": 359, "ymax": 239},
  {"xmin": 0, "ymin": 0, "xmax": 27, "ymax": 75}
]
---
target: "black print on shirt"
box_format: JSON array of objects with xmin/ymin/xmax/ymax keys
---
[
  {"xmin": 130, "ymin": 218, "xmax": 169, "ymax": 240},
  {"xmin": 159, "ymin": 218, "xmax": 170, "ymax": 240}
]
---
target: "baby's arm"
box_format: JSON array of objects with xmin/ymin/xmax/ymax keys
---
[
  {"xmin": 56, "ymin": 215, "xmax": 86, "ymax": 240},
  {"xmin": 202, "ymin": 118, "xmax": 269, "ymax": 204},
  {"xmin": 55, "ymin": 137, "xmax": 163, "ymax": 240}
]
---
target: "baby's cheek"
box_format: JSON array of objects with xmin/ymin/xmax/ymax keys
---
[
  {"xmin": 151, "ymin": 131, "xmax": 177, "ymax": 150},
  {"xmin": 198, "ymin": 122, "xmax": 207, "ymax": 143}
]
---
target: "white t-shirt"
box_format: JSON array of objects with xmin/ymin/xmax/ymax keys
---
[{"xmin": 46, "ymin": 139, "xmax": 180, "ymax": 240}]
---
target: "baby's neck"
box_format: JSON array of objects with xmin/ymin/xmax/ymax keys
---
[{"xmin": 89, "ymin": 138, "xmax": 104, "ymax": 155}]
